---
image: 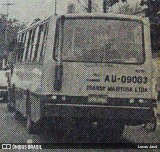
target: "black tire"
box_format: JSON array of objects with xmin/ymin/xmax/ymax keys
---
[
  {"xmin": 69, "ymin": 119, "xmax": 92, "ymax": 142},
  {"xmin": 26, "ymin": 90, "xmax": 34, "ymax": 134},
  {"xmin": 43, "ymin": 117, "xmax": 51, "ymax": 137},
  {"xmin": 7, "ymin": 103, "xmax": 12, "ymax": 112},
  {"xmin": 3, "ymin": 93, "xmax": 8, "ymax": 103},
  {"xmin": 97, "ymin": 120, "xmax": 125, "ymax": 143},
  {"xmin": 27, "ymin": 113, "xmax": 34, "ymax": 134},
  {"xmin": 144, "ymin": 117, "xmax": 157, "ymax": 132},
  {"xmin": 15, "ymin": 110, "xmax": 25, "ymax": 121},
  {"xmin": 7, "ymin": 86, "xmax": 15, "ymax": 111},
  {"xmin": 7, "ymin": 89, "xmax": 11, "ymax": 111},
  {"xmin": 7, "ymin": 93, "xmax": 14, "ymax": 112}
]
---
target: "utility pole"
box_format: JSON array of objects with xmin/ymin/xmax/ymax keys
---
[
  {"xmin": 54, "ymin": 0, "xmax": 57, "ymax": 15},
  {"xmin": 2, "ymin": 0, "xmax": 14, "ymax": 54},
  {"xmin": 87, "ymin": 0, "xmax": 92, "ymax": 13},
  {"xmin": 103, "ymin": 0, "xmax": 107, "ymax": 13}
]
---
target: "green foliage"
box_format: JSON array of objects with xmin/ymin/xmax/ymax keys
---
[
  {"xmin": 0, "ymin": 17, "xmax": 26, "ymax": 56},
  {"xmin": 118, "ymin": 2, "xmax": 143, "ymax": 15}
]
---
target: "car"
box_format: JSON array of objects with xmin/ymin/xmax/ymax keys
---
[{"xmin": 0, "ymin": 58, "xmax": 10, "ymax": 103}]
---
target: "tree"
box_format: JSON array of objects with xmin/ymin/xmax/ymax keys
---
[
  {"xmin": 0, "ymin": 16, "xmax": 27, "ymax": 56},
  {"xmin": 67, "ymin": 3, "xmax": 76, "ymax": 13},
  {"xmin": 118, "ymin": 2, "xmax": 143, "ymax": 15}
]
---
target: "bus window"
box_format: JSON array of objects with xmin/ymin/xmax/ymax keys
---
[
  {"xmin": 16, "ymin": 34, "xmax": 21, "ymax": 61},
  {"xmin": 17, "ymin": 33, "xmax": 26, "ymax": 62},
  {"xmin": 32, "ymin": 24, "xmax": 43, "ymax": 62},
  {"xmin": 56, "ymin": 19, "xmax": 144, "ymax": 64},
  {"xmin": 38, "ymin": 23, "xmax": 49, "ymax": 63},
  {"xmin": 20, "ymin": 32, "xmax": 27, "ymax": 62},
  {"xmin": 22, "ymin": 31, "xmax": 30, "ymax": 62},
  {"xmin": 28, "ymin": 28, "xmax": 36, "ymax": 61},
  {"xmin": 54, "ymin": 21, "xmax": 60, "ymax": 60},
  {"xmin": 36, "ymin": 25, "xmax": 45, "ymax": 62},
  {"xmin": 25, "ymin": 30, "xmax": 32, "ymax": 61},
  {"xmin": 31, "ymin": 26, "xmax": 40, "ymax": 62},
  {"xmin": 27, "ymin": 29, "xmax": 34, "ymax": 62}
]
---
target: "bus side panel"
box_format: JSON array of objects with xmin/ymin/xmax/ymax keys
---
[
  {"xmin": 30, "ymin": 93, "xmax": 41, "ymax": 122},
  {"xmin": 12, "ymin": 63, "xmax": 43, "ymax": 120},
  {"xmin": 14, "ymin": 87, "xmax": 26, "ymax": 116},
  {"xmin": 13, "ymin": 63, "xmax": 26, "ymax": 116},
  {"xmin": 143, "ymin": 18, "xmax": 158, "ymax": 100},
  {"xmin": 41, "ymin": 17, "xmax": 57, "ymax": 95}
]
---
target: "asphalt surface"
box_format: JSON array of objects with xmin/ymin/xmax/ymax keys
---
[{"xmin": 0, "ymin": 102, "xmax": 160, "ymax": 150}]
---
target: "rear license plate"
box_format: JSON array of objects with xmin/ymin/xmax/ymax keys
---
[{"xmin": 88, "ymin": 95, "xmax": 107, "ymax": 103}]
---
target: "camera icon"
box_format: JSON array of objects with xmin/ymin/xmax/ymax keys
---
[{"xmin": 2, "ymin": 144, "xmax": 11, "ymax": 149}]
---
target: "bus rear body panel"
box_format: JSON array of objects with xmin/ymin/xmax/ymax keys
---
[
  {"xmin": 43, "ymin": 62, "xmax": 155, "ymax": 124},
  {"xmin": 41, "ymin": 15, "xmax": 157, "ymax": 125}
]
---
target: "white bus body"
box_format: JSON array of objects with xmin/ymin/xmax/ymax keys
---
[{"xmin": 7, "ymin": 14, "xmax": 158, "ymax": 140}]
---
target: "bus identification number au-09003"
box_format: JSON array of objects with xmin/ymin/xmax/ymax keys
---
[{"xmin": 105, "ymin": 75, "xmax": 148, "ymax": 84}]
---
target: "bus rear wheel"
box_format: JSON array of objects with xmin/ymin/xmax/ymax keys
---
[
  {"xmin": 3, "ymin": 93, "xmax": 8, "ymax": 103},
  {"xmin": 144, "ymin": 117, "xmax": 157, "ymax": 132},
  {"xmin": 26, "ymin": 113, "xmax": 34, "ymax": 134},
  {"xmin": 97, "ymin": 120, "xmax": 125, "ymax": 142},
  {"xmin": 7, "ymin": 87, "xmax": 15, "ymax": 112}
]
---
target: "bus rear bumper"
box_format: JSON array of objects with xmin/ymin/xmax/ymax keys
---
[{"xmin": 44, "ymin": 103, "xmax": 154, "ymax": 125}]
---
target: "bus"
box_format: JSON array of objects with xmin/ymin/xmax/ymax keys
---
[{"xmin": 7, "ymin": 13, "xmax": 158, "ymax": 141}]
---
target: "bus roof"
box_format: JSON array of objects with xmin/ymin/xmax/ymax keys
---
[
  {"xmin": 54, "ymin": 13, "xmax": 147, "ymax": 21},
  {"xmin": 18, "ymin": 13, "xmax": 147, "ymax": 34},
  {"xmin": 18, "ymin": 17, "xmax": 50, "ymax": 34}
]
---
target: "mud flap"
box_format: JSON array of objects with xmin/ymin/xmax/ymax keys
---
[
  {"xmin": 144, "ymin": 108, "xmax": 157, "ymax": 132},
  {"xmin": 54, "ymin": 65, "xmax": 63, "ymax": 91}
]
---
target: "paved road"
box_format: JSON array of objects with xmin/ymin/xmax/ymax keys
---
[
  {"xmin": 0, "ymin": 103, "xmax": 160, "ymax": 145},
  {"xmin": 0, "ymin": 103, "xmax": 44, "ymax": 143}
]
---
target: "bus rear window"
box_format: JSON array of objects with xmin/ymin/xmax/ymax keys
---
[{"xmin": 56, "ymin": 18, "xmax": 144, "ymax": 64}]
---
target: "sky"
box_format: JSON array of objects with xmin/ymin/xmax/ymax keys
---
[{"xmin": 0, "ymin": 0, "xmax": 141, "ymax": 23}]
